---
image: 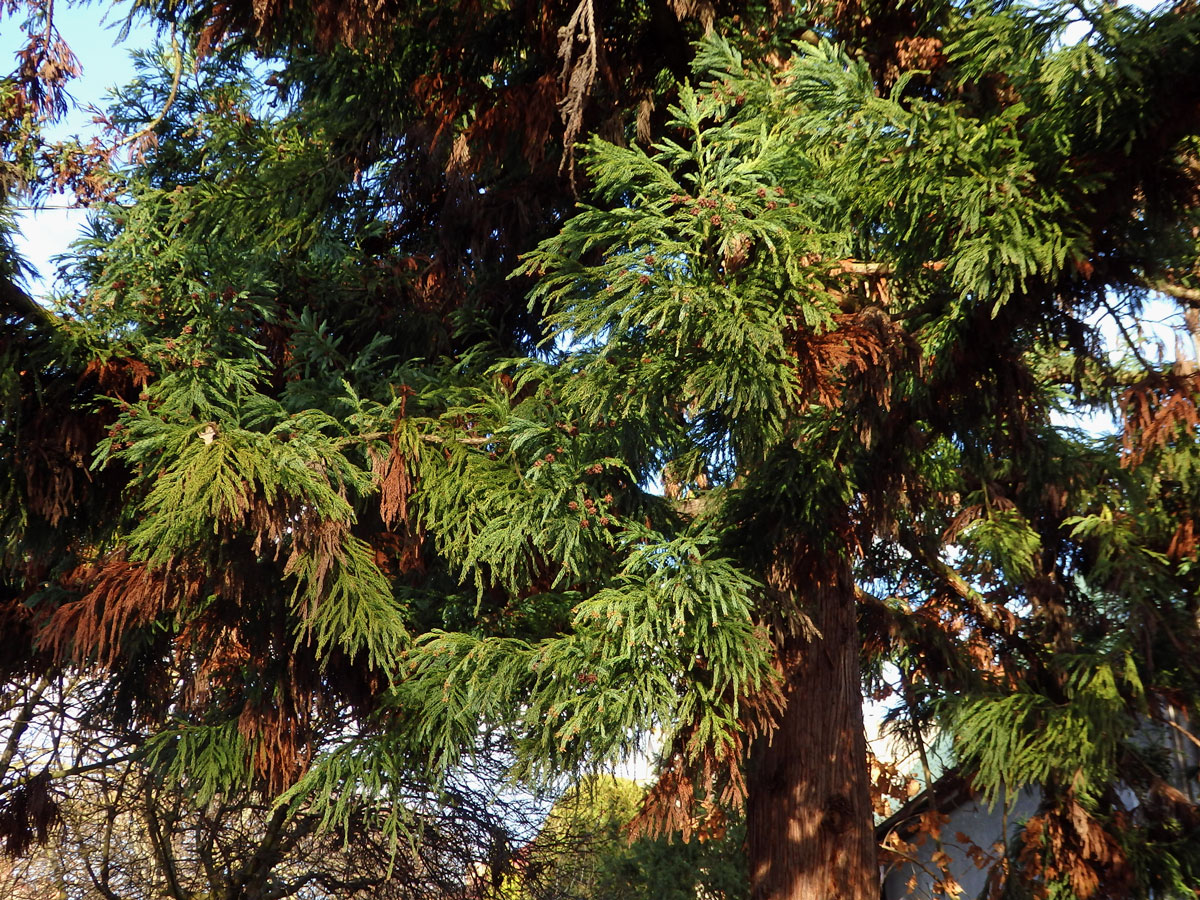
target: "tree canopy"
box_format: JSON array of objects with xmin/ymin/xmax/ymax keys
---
[{"xmin": 5, "ymin": 2, "xmax": 1200, "ymax": 899}]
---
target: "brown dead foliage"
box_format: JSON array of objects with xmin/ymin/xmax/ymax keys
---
[
  {"xmin": 282, "ymin": 517, "xmax": 348, "ymax": 615},
  {"xmin": 181, "ymin": 0, "xmax": 728, "ymax": 209},
  {"xmin": 630, "ymin": 739, "xmax": 741, "ymax": 842},
  {"xmin": 942, "ymin": 503, "xmax": 986, "ymax": 544},
  {"xmin": 39, "ymin": 534, "xmax": 381, "ymax": 791},
  {"xmin": 788, "ymin": 308, "xmax": 919, "ymax": 416},
  {"xmin": 556, "ymin": 0, "xmax": 612, "ymax": 182},
  {"xmin": 193, "ymin": 0, "xmax": 405, "ymax": 55},
  {"xmin": 0, "ymin": 771, "xmax": 59, "ymax": 857},
  {"xmin": 40, "ymin": 556, "xmax": 204, "ymax": 668},
  {"xmin": 5, "ymin": 351, "xmax": 150, "ymax": 530},
  {"xmin": 241, "ymin": 496, "xmax": 346, "ymax": 591},
  {"xmin": 373, "ymin": 417, "xmax": 416, "ymax": 528},
  {"xmin": 1121, "ymin": 371, "xmax": 1200, "ymax": 466},
  {"xmin": 0, "ymin": 11, "xmax": 79, "ymax": 135},
  {"xmin": 631, "ymin": 663, "xmax": 782, "ymax": 841},
  {"xmin": 17, "ymin": 409, "xmax": 93, "ymax": 527},
  {"xmin": 829, "ymin": 0, "xmax": 945, "ymax": 88},
  {"xmin": 1167, "ymin": 516, "xmax": 1198, "ymax": 562},
  {"xmin": 1017, "ymin": 801, "xmax": 1132, "ymax": 900},
  {"xmin": 368, "ymin": 406, "xmax": 427, "ymax": 573},
  {"xmin": 894, "ymin": 36, "xmax": 946, "ymax": 72},
  {"xmin": 370, "ymin": 530, "xmax": 425, "ymax": 578},
  {"xmin": 81, "ymin": 356, "xmax": 152, "ymax": 397},
  {"xmin": 468, "ymin": 73, "xmax": 560, "ymax": 171},
  {"xmin": 866, "ymin": 750, "xmax": 914, "ymax": 819},
  {"xmin": 0, "ymin": 598, "xmax": 46, "ymax": 681},
  {"xmin": 631, "ymin": 751, "xmax": 703, "ymax": 840},
  {"xmin": 238, "ymin": 688, "xmax": 315, "ymax": 795},
  {"xmin": 185, "ymin": 624, "xmax": 253, "ymax": 709}
]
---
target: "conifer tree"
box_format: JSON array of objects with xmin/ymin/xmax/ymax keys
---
[
  {"xmin": 6, "ymin": 3, "xmax": 1200, "ymax": 900},
  {"xmin": 2, "ymin": 0, "xmax": 783, "ymax": 893},
  {"xmin": 518, "ymin": 9, "xmax": 1200, "ymax": 898}
]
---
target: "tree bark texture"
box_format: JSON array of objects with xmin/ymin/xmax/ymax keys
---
[{"xmin": 746, "ymin": 560, "xmax": 877, "ymax": 900}]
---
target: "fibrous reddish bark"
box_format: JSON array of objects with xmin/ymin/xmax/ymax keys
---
[{"xmin": 746, "ymin": 560, "xmax": 876, "ymax": 900}]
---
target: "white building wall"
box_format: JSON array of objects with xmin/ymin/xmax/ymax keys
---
[{"xmin": 881, "ymin": 788, "xmax": 1040, "ymax": 900}]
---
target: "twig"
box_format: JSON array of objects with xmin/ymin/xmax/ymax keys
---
[
  {"xmin": 1166, "ymin": 718, "xmax": 1200, "ymax": 751},
  {"xmin": 0, "ymin": 751, "xmax": 140, "ymax": 793},
  {"xmin": 112, "ymin": 27, "xmax": 184, "ymax": 154},
  {"xmin": 830, "ymin": 259, "xmax": 947, "ymax": 277},
  {"xmin": 420, "ymin": 433, "xmax": 492, "ymax": 446},
  {"xmin": 878, "ymin": 832, "xmax": 954, "ymax": 886},
  {"xmin": 1098, "ymin": 293, "xmax": 1152, "ymax": 371},
  {"xmin": 903, "ymin": 667, "xmax": 940, "ymax": 846},
  {"xmin": 336, "ymin": 430, "xmax": 492, "ymax": 447},
  {"xmin": 42, "ymin": 0, "xmax": 56, "ymax": 45}
]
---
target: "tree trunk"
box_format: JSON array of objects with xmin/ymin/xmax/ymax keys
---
[{"xmin": 746, "ymin": 562, "xmax": 877, "ymax": 900}]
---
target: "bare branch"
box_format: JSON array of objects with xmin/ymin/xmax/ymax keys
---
[
  {"xmin": 1166, "ymin": 718, "xmax": 1200, "ymax": 751},
  {"xmin": 1144, "ymin": 278, "xmax": 1200, "ymax": 305},
  {"xmin": 0, "ymin": 676, "xmax": 51, "ymax": 785},
  {"xmin": 111, "ymin": 28, "xmax": 184, "ymax": 156},
  {"xmin": 1099, "ymin": 293, "xmax": 1153, "ymax": 371}
]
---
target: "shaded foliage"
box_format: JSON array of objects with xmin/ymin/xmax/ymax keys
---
[{"xmin": 4, "ymin": 1, "xmax": 1200, "ymax": 900}]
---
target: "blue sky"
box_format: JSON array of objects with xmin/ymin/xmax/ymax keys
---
[{"xmin": 2, "ymin": 1, "xmax": 155, "ymax": 292}]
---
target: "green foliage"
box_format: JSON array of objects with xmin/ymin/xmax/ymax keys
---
[
  {"xmin": 396, "ymin": 528, "xmax": 773, "ymax": 781},
  {"xmin": 519, "ymin": 14, "xmax": 1200, "ymax": 898},
  {"xmin": 521, "ymin": 775, "xmax": 747, "ymax": 900},
  {"xmin": 7, "ymin": 2, "xmax": 1200, "ymax": 899},
  {"xmin": 953, "ymin": 652, "xmax": 1145, "ymax": 807},
  {"xmin": 143, "ymin": 720, "xmax": 256, "ymax": 807}
]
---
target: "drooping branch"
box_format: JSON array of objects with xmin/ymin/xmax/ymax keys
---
[{"xmin": 556, "ymin": 0, "xmax": 602, "ymax": 185}]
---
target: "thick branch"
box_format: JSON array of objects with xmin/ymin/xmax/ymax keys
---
[
  {"xmin": 0, "ymin": 676, "xmax": 51, "ymax": 785},
  {"xmin": 225, "ymin": 804, "xmax": 292, "ymax": 900},
  {"xmin": 0, "ymin": 273, "xmax": 57, "ymax": 329},
  {"xmin": 143, "ymin": 779, "xmax": 189, "ymax": 900},
  {"xmin": 901, "ymin": 535, "xmax": 1007, "ymax": 634},
  {"xmin": 830, "ymin": 258, "xmax": 947, "ymax": 278},
  {"xmin": 1166, "ymin": 717, "xmax": 1200, "ymax": 751},
  {"xmin": 1142, "ymin": 277, "xmax": 1200, "ymax": 305},
  {"xmin": 0, "ymin": 751, "xmax": 140, "ymax": 795}
]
